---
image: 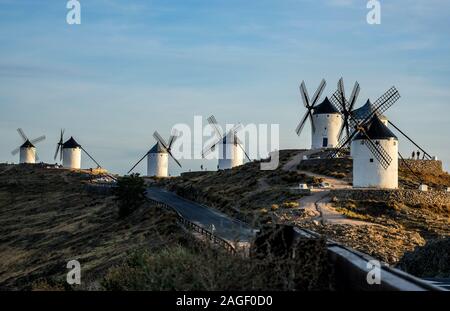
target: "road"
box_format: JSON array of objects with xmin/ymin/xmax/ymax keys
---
[{"xmin": 146, "ymin": 187, "xmax": 256, "ymax": 243}]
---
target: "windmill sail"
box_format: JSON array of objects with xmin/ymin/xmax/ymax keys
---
[
  {"xmin": 11, "ymin": 128, "xmax": 46, "ymax": 161},
  {"xmin": 295, "ymin": 79, "xmax": 326, "ymax": 136}
]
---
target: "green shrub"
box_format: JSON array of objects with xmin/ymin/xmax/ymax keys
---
[{"xmin": 114, "ymin": 174, "xmax": 147, "ymax": 218}]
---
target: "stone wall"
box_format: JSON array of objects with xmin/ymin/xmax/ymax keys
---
[
  {"xmin": 330, "ymin": 189, "xmax": 450, "ymax": 206},
  {"xmin": 399, "ymin": 160, "xmax": 443, "ymax": 174}
]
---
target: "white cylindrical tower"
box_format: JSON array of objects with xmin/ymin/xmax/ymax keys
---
[
  {"xmin": 19, "ymin": 140, "xmax": 36, "ymax": 164},
  {"xmin": 352, "ymin": 116, "xmax": 398, "ymax": 189},
  {"xmin": 218, "ymin": 134, "xmax": 244, "ymax": 170},
  {"xmin": 147, "ymin": 143, "xmax": 169, "ymax": 177},
  {"xmin": 62, "ymin": 137, "xmax": 82, "ymax": 169},
  {"xmin": 311, "ymin": 97, "xmax": 342, "ymax": 149}
]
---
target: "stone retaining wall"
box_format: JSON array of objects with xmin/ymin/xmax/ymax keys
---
[
  {"xmin": 330, "ymin": 189, "xmax": 450, "ymax": 206},
  {"xmin": 299, "ymin": 158, "xmax": 445, "ymax": 176},
  {"xmin": 399, "ymin": 159, "xmax": 443, "ymax": 174}
]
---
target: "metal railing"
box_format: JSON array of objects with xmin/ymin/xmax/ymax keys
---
[{"xmin": 147, "ymin": 198, "xmax": 237, "ymax": 255}]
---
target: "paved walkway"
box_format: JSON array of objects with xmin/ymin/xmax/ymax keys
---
[{"xmin": 146, "ymin": 187, "xmax": 256, "ymax": 243}]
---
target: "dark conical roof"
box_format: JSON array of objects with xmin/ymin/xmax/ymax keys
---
[
  {"xmin": 21, "ymin": 139, "xmax": 35, "ymax": 148},
  {"xmin": 313, "ymin": 97, "xmax": 340, "ymax": 114},
  {"xmin": 63, "ymin": 137, "xmax": 81, "ymax": 149},
  {"xmin": 150, "ymin": 142, "xmax": 168, "ymax": 154},
  {"xmin": 354, "ymin": 115, "xmax": 397, "ymax": 140},
  {"xmin": 222, "ymin": 131, "xmax": 239, "ymax": 144},
  {"xmin": 352, "ymin": 99, "xmax": 387, "ymax": 120}
]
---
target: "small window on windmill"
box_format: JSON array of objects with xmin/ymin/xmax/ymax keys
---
[
  {"xmin": 370, "ymin": 158, "xmax": 374, "ymax": 163},
  {"xmin": 327, "ymin": 114, "xmax": 330, "ymax": 118},
  {"xmin": 393, "ymin": 141, "xmax": 397, "ymax": 146}
]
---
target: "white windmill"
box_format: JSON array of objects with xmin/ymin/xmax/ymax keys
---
[
  {"xmin": 295, "ymin": 79, "xmax": 343, "ymax": 149},
  {"xmin": 54, "ymin": 129, "xmax": 102, "ymax": 170},
  {"xmin": 330, "ymin": 86, "xmax": 401, "ymax": 189},
  {"xmin": 202, "ymin": 115, "xmax": 250, "ymax": 170},
  {"xmin": 11, "ymin": 128, "xmax": 46, "ymax": 164},
  {"xmin": 310, "ymin": 97, "xmax": 343, "ymax": 149},
  {"xmin": 351, "ymin": 115, "xmax": 399, "ymax": 189},
  {"xmin": 128, "ymin": 130, "xmax": 182, "ymax": 177}
]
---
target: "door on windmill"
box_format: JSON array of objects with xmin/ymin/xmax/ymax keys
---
[{"xmin": 322, "ymin": 138, "xmax": 328, "ymax": 148}]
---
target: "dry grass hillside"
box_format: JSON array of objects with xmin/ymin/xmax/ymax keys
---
[
  {"xmin": 0, "ymin": 163, "xmax": 334, "ymax": 291},
  {"xmin": 0, "ymin": 164, "xmax": 184, "ymax": 290},
  {"xmin": 157, "ymin": 150, "xmax": 450, "ymax": 270}
]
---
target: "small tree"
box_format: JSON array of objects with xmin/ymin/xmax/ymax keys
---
[{"xmin": 114, "ymin": 174, "xmax": 147, "ymax": 218}]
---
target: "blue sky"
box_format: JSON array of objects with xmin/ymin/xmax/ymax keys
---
[{"xmin": 0, "ymin": 0, "xmax": 449, "ymax": 175}]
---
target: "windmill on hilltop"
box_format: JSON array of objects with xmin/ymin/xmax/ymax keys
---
[
  {"xmin": 330, "ymin": 85, "xmax": 401, "ymax": 188},
  {"xmin": 54, "ymin": 129, "xmax": 102, "ymax": 170},
  {"xmin": 328, "ymin": 80, "xmax": 437, "ymax": 189},
  {"xmin": 128, "ymin": 129, "xmax": 182, "ymax": 177},
  {"xmin": 202, "ymin": 115, "xmax": 251, "ymax": 170},
  {"xmin": 295, "ymin": 79, "xmax": 343, "ymax": 149},
  {"xmin": 11, "ymin": 128, "xmax": 46, "ymax": 164}
]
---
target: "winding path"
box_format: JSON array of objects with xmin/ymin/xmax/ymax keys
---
[
  {"xmin": 146, "ymin": 187, "xmax": 256, "ymax": 243},
  {"xmin": 283, "ymin": 150, "xmax": 372, "ymax": 226}
]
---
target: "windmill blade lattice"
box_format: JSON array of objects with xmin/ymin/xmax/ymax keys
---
[
  {"xmin": 329, "ymin": 78, "xmax": 360, "ymax": 141},
  {"xmin": 330, "ymin": 86, "xmax": 400, "ymax": 158}
]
